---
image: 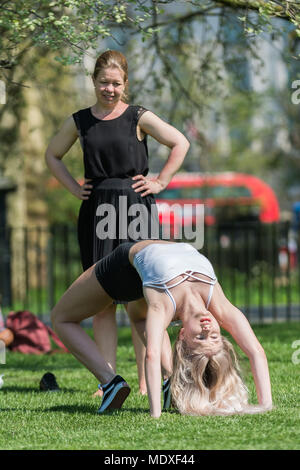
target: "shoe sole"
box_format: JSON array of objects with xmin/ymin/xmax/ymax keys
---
[
  {"xmin": 163, "ymin": 392, "xmax": 171, "ymax": 410},
  {"xmin": 97, "ymin": 383, "xmax": 131, "ymax": 413}
]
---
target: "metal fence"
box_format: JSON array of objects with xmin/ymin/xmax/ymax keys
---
[
  {"xmin": 201, "ymin": 221, "xmax": 300, "ymax": 323},
  {"xmin": 1, "ymin": 222, "xmax": 300, "ymax": 323}
]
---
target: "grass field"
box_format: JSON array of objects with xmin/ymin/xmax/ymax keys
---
[{"xmin": 0, "ymin": 322, "xmax": 299, "ymax": 451}]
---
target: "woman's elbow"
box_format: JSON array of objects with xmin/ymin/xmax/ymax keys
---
[
  {"xmin": 145, "ymin": 347, "xmax": 160, "ymax": 364},
  {"xmin": 50, "ymin": 306, "xmax": 60, "ymax": 333},
  {"xmin": 248, "ymin": 343, "xmax": 267, "ymax": 361},
  {"xmin": 45, "ymin": 147, "xmax": 55, "ymax": 165},
  {"xmin": 45, "ymin": 148, "xmax": 62, "ymax": 169}
]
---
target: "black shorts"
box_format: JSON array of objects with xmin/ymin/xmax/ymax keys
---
[{"xmin": 94, "ymin": 242, "xmax": 144, "ymax": 302}]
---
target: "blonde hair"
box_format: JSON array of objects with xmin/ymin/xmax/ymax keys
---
[
  {"xmin": 93, "ymin": 50, "xmax": 129, "ymax": 102},
  {"xmin": 171, "ymin": 335, "xmax": 251, "ymax": 416}
]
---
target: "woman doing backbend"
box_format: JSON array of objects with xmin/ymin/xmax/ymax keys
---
[{"xmin": 51, "ymin": 240, "xmax": 273, "ymax": 418}]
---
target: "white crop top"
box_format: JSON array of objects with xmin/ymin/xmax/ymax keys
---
[{"xmin": 133, "ymin": 243, "xmax": 217, "ymax": 313}]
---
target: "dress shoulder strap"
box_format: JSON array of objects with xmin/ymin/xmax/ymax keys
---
[
  {"xmin": 72, "ymin": 108, "xmax": 91, "ymax": 133},
  {"xmin": 72, "ymin": 110, "xmax": 80, "ymax": 130},
  {"xmin": 133, "ymin": 105, "xmax": 149, "ymax": 123}
]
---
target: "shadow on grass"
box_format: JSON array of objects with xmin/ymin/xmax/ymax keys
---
[
  {"xmin": 0, "ymin": 404, "xmax": 97, "ymax": 414},
  {"xmin": 5, "ymin": 361, "xmax": 82, "ymax": 372},
  {"xmin": 1, "ymin": 386, "xmax": 78, "ymax": 393},
  {"xmin": 43, "ymin": 404, "xmax": 99, "ymax": 414},
  {"xmin": 0, "ymin": 404, "xmax": 152, "ymax": 415}
]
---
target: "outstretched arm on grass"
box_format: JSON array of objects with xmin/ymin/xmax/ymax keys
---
[{"xmin": 209, "ymin": 283, "xmax": 273, "ymax": 410}]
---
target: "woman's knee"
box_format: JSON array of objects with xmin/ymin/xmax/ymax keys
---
[
  {"xmin": 50, "ymin": 303, "xmax": 76, "ymax": 331},
  {"xmin": 126, "ymin": 299, "xmax": 147, "ymax": 322},
  {"xmin": 93, "ymin": 302, "xmax": 116, "ymax": 321},
  {"xmin": 50, "ymin": 306, "xmax": 61, "ymax": 332}
]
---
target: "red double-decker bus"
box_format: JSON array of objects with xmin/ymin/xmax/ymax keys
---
[
  {"xmin": 48, "ymin": 171, "xmax": 280, "ymax": 230},
  {"xmin": 155, "ymin": 172, "xmax": 280, "ymax": 230}
]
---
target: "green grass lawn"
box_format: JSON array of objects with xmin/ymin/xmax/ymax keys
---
[{"xmin": 0, "ymin": 323, "xmax": 299, "ymax": 450}]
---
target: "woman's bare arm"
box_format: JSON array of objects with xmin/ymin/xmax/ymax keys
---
[
  {"xmin": 143, "ymin": 287, "xmax": 174, "ymax": 418},
  {"xmin": 45, "ymin": 116, "xmax": 92, "ymax": 200},
  {"xmin": 132, "ymin": 111, "xmax": 190, "ymax": 196},
  {"xmin": 210, "ymin": 283, "xmax": 272, "ymax": 409}
]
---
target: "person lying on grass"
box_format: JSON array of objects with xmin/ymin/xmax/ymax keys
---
[{"xmin": 51, "ymin": 239, "xmax": 273, "ymax": 418}]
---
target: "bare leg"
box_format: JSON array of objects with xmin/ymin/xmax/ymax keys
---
[
  {"xmin": 91, "ymin": 304, "xmax": 118, "ymax": 397},
  {"xmin": 93, "ymin": 304, "xmax": 118, "ymax": 397},
  {"xmin": 92, "ymin": 298, "xmax": 171, "ymax": 397},
  {"xmin": 93, "ymin": 305, "xmax": 117, "ymax": 371},
  {"xmin": 126, "ymin": 298, "xmax": 173, "ymax": 380},
  {"xmin": 51, "ymin": 265, "xmax": 116, "ymax": 384},
  {"xmin": 129, "ymin": 317, "xmax": 147, "ymax": 395}
]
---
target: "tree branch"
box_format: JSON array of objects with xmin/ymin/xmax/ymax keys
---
[
  {"xmin": 215, "ymin": 0, "xmax": 298, "ymax": 20},
  {"xmin": 143, "ymin": 0, "xmax": 300, "ymax": 33},
  {"xmin": 151, "ymin": 1, "xmax": 206, "ymax": 109}
]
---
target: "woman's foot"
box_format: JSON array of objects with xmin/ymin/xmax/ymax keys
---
[
  {"xmin": 92, "ymin": 388, "xmax": 103, "ymax": 398},
  {"xmin": 139, "ymin": 381, "xmax": 147, "ymax": 395},
  {"xmin": 92, "ymin": 383, "xmax": 103, "ymax": 398}
]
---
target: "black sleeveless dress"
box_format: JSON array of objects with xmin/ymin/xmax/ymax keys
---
[{"xmin": 72, "ymin": 105, "xmax": 159, "ymax": 271}]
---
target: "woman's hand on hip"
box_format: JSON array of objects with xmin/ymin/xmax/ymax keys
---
[
  {"xmin": 131, "ymin": 175, "xmax": 167, "ymax": 197},
  {"xmin": 75, "ymin": 179, "xmax": 93, "ymax": 200}
]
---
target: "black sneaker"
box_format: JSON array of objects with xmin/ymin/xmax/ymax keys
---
[
  {"xmin": 39, "ymin": 372, "xmax": 60, "ymax": 392},
  {"xmin": 162, "ymin": 378, "xmax": 171, "ymax": 410},
  {"xmin": 97, "ymin": 375, "xmax": 130, "ymax": 414}
]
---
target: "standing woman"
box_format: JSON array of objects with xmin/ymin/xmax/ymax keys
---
[{"xmin": 45, "ymin": 50, "xmax": 190, "ymax": 393}]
